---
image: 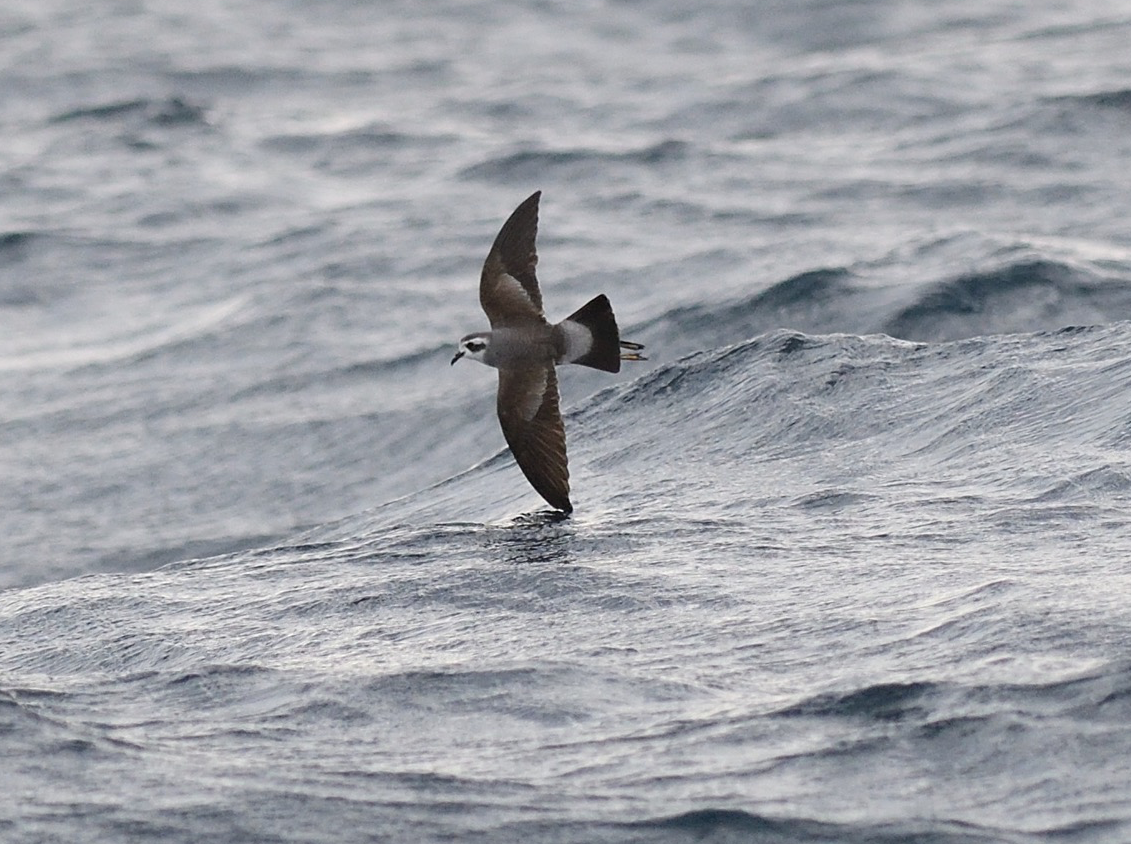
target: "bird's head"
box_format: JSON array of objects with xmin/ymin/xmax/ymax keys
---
[{"xmin": 451, "ymin": 332, "xmax": 491, "ymax": 365}]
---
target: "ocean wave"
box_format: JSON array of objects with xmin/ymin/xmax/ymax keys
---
[
  {"xmin": 633, "ymin": 267, "xmax": 858, "ymax": 357},
  {"xmin": 621, "ymin": 807, "xmax": 1011, "ymax": 844},
  {"xmin": 623, "ymin": 808, "xmax": 818, "ymax": 840},
  {"xmin": 882, "ymin": 257, "xmax": 1131, "ymax": 342},
  {"xmin": 51, "ymin": 96, "xmax": 209, "ymax": 128},
  {"xmin": 1053, "ymin": 89, "xmax": 1131, "ymax": 113},
  {"xmin": 259, "ymin": 125, "xmax": 455, "ymax": 157},
  {"xmin": 773, "ymin": 661, "xmax": 1131, "ymax": 735},
  {"xmin": 0, "ymin": 294, "xmax": 249, "ymax": 373},
  {"xmin": 0, "ymin": 229, "xmax": 35, "ymax": 254},
  {"xmin": 459, "ymin": 140, "xmax": 691, "ymax": 183},
  {"xmin": 776, "ymin": 681, "xmax": 935, "ymax": 721},
  {"xmin": 633, "ymin": 252, "xmax": 1131, "ymax": 355},
  {"xmin": 0, "ymin": 232, "xmax": 44, "ymax": 307}
]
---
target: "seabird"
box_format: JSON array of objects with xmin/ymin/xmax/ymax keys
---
[{"xmin": 451, "ymin": 191, "xmax": 645, "ymax": 514}]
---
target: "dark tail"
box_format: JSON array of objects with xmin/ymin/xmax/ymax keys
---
[{"xmin": 562, "ymin": 294, "xmax": 646, "ymax": 373}]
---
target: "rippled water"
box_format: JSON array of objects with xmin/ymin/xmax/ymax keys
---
[{"xmin": 3, "ymin": 0, "xmax": 1131, "ymax": 841}]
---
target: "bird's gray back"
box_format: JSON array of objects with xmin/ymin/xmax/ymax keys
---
[{"xmin": 484, "ymin": 325, "xmax": 556, "ymax": 369}]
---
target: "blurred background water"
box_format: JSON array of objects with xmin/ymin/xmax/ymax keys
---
[{"xmin": 3, "ymin": 1, "xmax": 1131, "ymax": 841}]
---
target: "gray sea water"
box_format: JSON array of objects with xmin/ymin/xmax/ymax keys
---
[{"xmin": 4, "ymin": 0, "xmax": 1131, "ymax": 841}]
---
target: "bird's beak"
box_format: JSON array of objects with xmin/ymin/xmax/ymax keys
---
[{"xmin": 450, "ymin": 351, "xmax": 464, "ymax": 366}]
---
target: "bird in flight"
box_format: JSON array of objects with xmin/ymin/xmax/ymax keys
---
[{"xmin": 451, "ymin": 191, "xmax": 645, "ymax": 514}]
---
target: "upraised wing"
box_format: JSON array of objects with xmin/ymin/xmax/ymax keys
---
[
  {"xmin": 479, "ymin": 191, "xmax": 546, "ymax": 328},
  {"xmin": 496, "ymin": 363, "xmax": 571, "ymax": 513}
]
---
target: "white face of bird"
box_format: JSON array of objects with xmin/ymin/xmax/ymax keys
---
[{"xmin": 451, "ymin": 333, "xmax": 491, "ymax": 366}]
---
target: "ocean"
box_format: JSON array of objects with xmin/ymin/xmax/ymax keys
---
[{"xmin": 3, "ymin": 0, "xmax": 1131, "ymax": 841}]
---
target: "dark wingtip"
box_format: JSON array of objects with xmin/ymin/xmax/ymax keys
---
[
  {"xmin": 540, "ymin": 491, "xmax": 572, "ymax": 514},
  {"xmin": 491, "ymin": 191, "xmax": 542, "ymax": 278}
]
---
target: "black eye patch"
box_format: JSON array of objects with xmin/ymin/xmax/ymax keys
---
[{"xmin": 467, "ymin": 341, "xmax": 486, "ymax": 352}]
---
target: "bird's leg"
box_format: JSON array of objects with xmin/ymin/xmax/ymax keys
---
[{"xmin": 619, "ymin": 340, "xmax": 647, "ymax": 361}]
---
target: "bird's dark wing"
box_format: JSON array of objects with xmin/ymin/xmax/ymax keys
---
[
  {"xmin": 496, "ymin": 363, "xmax": 571, "ymax": 513},
  {"xmin": 479, "ymin": 191, "xmax": 546, "ymax": 328}
]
